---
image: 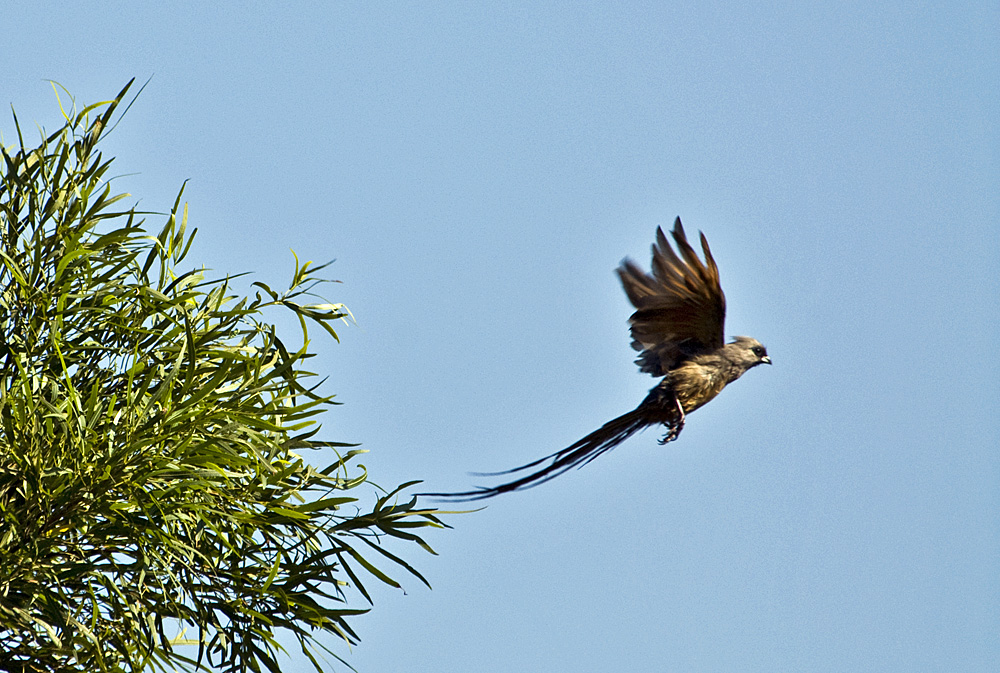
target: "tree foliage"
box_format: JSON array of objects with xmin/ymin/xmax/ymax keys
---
[{"xmin": 0, "ymin": 81, "xmax": 445, "ymax": 672}]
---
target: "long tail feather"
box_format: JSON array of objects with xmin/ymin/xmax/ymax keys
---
[{"xmin": 421, "ymin": 407, "xmax": 656, "ymax": 501}]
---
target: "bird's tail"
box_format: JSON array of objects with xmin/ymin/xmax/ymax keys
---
[{"xmin": 422, "ymin": 406, "xmax": 658, "ymax": 501}]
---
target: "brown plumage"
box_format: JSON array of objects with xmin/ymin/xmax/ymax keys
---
[{"xmin": 425, "ymin": 217, "xmax": 770, "ymax": 500}]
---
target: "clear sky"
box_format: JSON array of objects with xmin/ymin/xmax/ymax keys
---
[{"xmin": 3, "ymin": 2, "xmax": 997, "ymax": 671}]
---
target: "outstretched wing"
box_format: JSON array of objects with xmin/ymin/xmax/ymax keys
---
[{"xmin": 616, "ymin": 217, "xmax": 726, "ymax": 376}]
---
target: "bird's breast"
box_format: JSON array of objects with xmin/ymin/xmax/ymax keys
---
[{"xmin": 670, "ymin": 361, "xmax": 728, "ymax": 413}]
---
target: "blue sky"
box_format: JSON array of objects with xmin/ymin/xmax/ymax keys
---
[{"xmin": 3, "ymin": 2, "xmax": 997, "ymax": 671}]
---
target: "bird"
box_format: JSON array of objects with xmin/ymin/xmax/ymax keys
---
[{"xmin": 425, "ymin": 217, "xmax": 770, "ymax": 500}]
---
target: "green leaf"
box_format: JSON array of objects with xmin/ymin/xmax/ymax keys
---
[{"xmin": 0, "ymin": 82, "xmax": 451, "ymax": 673}]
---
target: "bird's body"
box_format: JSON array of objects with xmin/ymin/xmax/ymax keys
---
[
  {"xmin": 427, "ymin": 218, "xmax": 770, "ymax": 500},
  {"xmin": 670, "ymin": 337, "xmax": 769, "ymax": 414}
]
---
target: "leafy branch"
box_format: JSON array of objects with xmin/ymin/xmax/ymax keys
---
[{"xmin": 0, "ymin": 80, "xmax": 447, "ymax": 673}]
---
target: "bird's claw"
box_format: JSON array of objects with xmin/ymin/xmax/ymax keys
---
[
  {"xmin": 658, "ymin": 395, "xmax": 686, "ymax": 444},
  {"xmin": 658, "ymin": 423, "xmax": 682, "ymax": 444}
]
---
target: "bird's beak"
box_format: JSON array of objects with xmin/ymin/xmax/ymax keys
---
[{"xmin": 761, "ymin": 356, "xmax": 772, "ymax": 365}]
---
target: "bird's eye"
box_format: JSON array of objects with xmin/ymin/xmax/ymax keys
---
[{"xmin": 752, "ymin": 346, "xmax": 764, "ymax": 357}]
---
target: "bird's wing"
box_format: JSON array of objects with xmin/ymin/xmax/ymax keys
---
[{"xmin": 616, "ymin": 217, "xmax": 726, "ymax": 376}]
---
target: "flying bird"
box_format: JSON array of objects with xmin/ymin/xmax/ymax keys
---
[{"xmin": 427, "ymin": 217, "xmax": 770, "ymax": 500}]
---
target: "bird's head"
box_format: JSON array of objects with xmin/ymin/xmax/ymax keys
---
[{"xmin": 727, "ymin": 336, "xmax": 771, "ymax": 369}]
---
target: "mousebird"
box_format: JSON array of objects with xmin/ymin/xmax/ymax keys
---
[{"xmin": 424, "ymin": 217, "xmax": 770, "ymax": 500}]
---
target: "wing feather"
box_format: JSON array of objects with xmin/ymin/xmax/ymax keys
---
[{"xmin": 616, "ymin": 217, "xmax": 726, "ymax": 376}]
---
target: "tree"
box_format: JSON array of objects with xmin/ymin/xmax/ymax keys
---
[{"xmin": 0, "ymin": 81, "xmax": 446, "ymax": 673}]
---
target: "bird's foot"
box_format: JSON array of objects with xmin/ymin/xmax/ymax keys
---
[
  {"xmin": 657, "ymin": 396, "xmax": 686, "ymax": 444},
  {"xmin": 658, "ymin": 420, "xmax": 684, "ymax": 444}
]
